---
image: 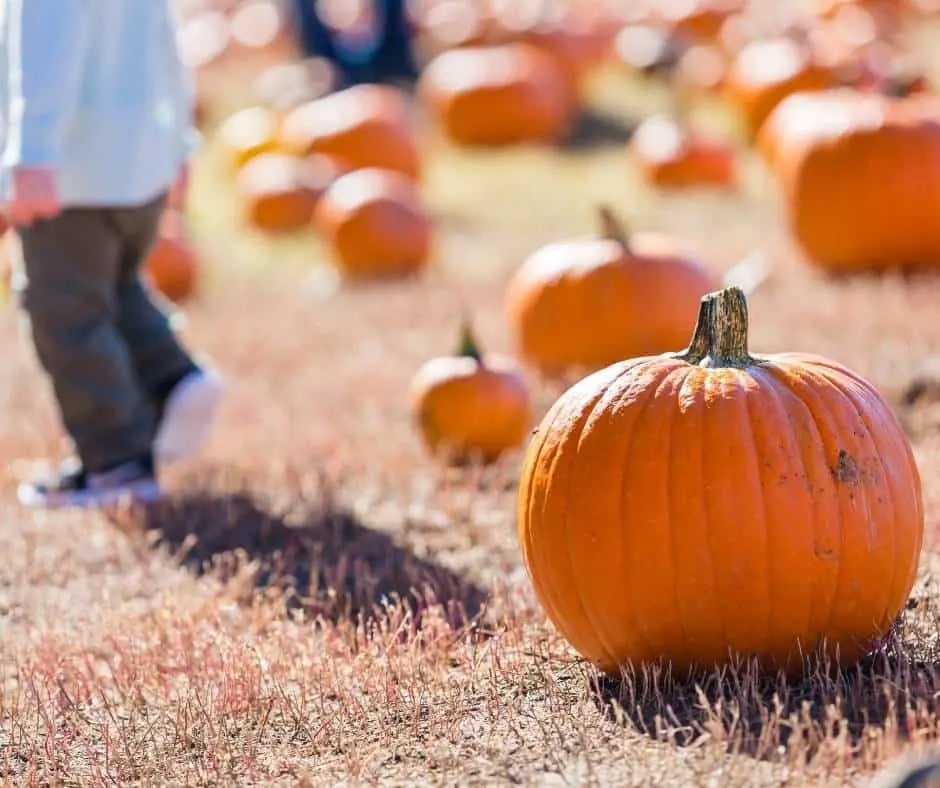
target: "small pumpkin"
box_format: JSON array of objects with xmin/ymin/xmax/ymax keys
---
[
  {"xmin": 518, "ymin": 285, "xmax": 924, "ymax": 677},
  {"xmin": 217, "ymin": 105, "xmax": 280, "ymax": 169},
  {"xmin": 758, "ymin": 87, "xmax": 940, "ymax": 271},
  {"xmin": 313, "ymin": 167, "xmax": 432, "ymax": 279},
  {"xmin": 418, "ymin": 43, "xmax": 575, "ymax": 146},
  {"xmin": 630, "ymin": 112, "xmax": 736, "ymax": 189},
  {"xmin": 143, "ymin": 214, "xmax": 198, "ymax": 303},
  {"xmin": 235, "ymin": 152, "xmax": 341, "ymax": 233},
  {"xmin": 505, "ymin": 206, "xmax": 719, "ymax": 377},
  {"xmin": 410, "ymin": 321, "xmax": 533, "ymax": 463},
  {"xmin": 277, "ymin": 84, "xmax": 421, "ymax": 181},
  {"xmin": 724, "ymin": 34, "xmax": 836, "ymax": 139}
]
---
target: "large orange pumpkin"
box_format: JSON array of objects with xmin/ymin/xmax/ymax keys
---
[
  {"xmin": 505, "ymin": 206, "xmax": 718, "ymax": 376},
  {"xmin": 277, "ymin": 84, "xmax": 421, "ymax": 181},
  {"xmin": 313, "ymin": 168, "xmax": 432, "ymax": 279},
  {"xmin": 235, "ymin": 152, "xmax": 341, "ymax": 233},
  {"xmin": 518, "ymin": 285, "xmax": 924, "ymax": 677},
  {"xmin": 143, "ymin": 214, "xmax": 198, "ymax": 303},
  {"xmin": 410, "ymin": 321, "xmax": 533, "ymax": 463},
  {"xmin": 630, "ymin": 113, "xmax": 736, "ymax": 189},
  {"xmin": 418, "ymin": 43, "xmax": 575, "ymax": 146},
  {"xmin": 724, "ymin": 35, "xmax": 836, "ymax": 139},
  {"xmin": 759, "ymin": 88, "xmax": 940, "ymax": 271}
]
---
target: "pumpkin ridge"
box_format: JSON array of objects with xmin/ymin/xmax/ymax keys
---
[
  {"xmin": 811, "ymin": 363, "xmax": 917, "ymax": 636},
  {"xmin": 563, "ymin": 363, "xmax": 657, "ymax": 668},
  {"xmin": 687, "ymin": 369, "xmax": 731, "ymax": 660},
  {"xmin": 602, "ymin": 360, "xmax": 674, "ymax": 664},
  {"xmin": 739, "ymin": 368, "xmax": 780, "ymax": 662},
  {"xmin": 747, "ymin": 364, "xmax": 820, "ymax": 655},
  {"xmin": 763, "ymin": 363, "xmax": 850, "ymax": 654},
  {"xmin": 836, "ymin": 376, "xmax": 900, "ymax": 635},
  {"xmin": 518, "ymin": 396, "xmax": 568, "ymax": 640},
  {"xmin": 619, "ymin": 363, "xmax": 693, "ymax": 668},
  {"xmin": 534, "ymin": 367, "xmax": 628, "ymax": 661}
]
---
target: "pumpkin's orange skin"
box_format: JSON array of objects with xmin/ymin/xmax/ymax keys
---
[
  {"xmin": 724, "ymin": 37, "xmax": 835, "ymax": 139},
  {"xmin": 218, "ymin": 105, "xmax": 280, "ymax": 169},
  {"xmin": 631, "ymin": 114, "xmax": 736, "ymax": 189},
  {"xmin": 518, "ymin": 348, "xmax": 924, "ymax": 677},
  {"xmin": 313, "ymin": 168, "xmax": 432, "ymax": 279},
  {"xmin": 144, "ymin": 221, "xmax": 198, "ymax": 303},
  {"xmin": 506, "ymin": 233, "xmax": 718, "ymax": 376},
  {"xmin": 236, "ymin": 152, "xmax": 340, "ymax": 233},
  {"xmin": 419, "ymin": 43, "xmax": 575, "ymax": 147},
  {"xmin": 277, "ymin": 84, "xmax": 421, "ymax": 181},
  {"xmin": 410, "ymin": 354, "xmax": 533, "ymax": 462},
  {"xmin": 760, "ymin": 89, "xmax": 940, "ymax": 271}
]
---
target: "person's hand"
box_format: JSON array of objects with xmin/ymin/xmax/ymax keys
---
[
  {"xmin": 2, "ymin": 167, "xmax": 61, "ymax": 226},
  {"xmin": 166, "ymin": 163, "xmax": 189, "ymax": 212}
]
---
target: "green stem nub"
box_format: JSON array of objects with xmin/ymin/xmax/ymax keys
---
[
  {"xmin": 598, "ymin": 204, "xmax": 631, "ymax": 251},
  {"xmin": 457, "ymin": 318, "xmax": 482, "ymax": 363},
  {"xmin": 678, "ymin": 286, "xmax": 754, "ymax": 368}
]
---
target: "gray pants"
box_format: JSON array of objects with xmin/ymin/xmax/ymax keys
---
[{"xmin": 14, "ymin": 194, "xmax": 197, "ymax": 473}]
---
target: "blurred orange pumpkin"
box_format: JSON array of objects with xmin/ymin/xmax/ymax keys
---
[
  {"xmin": 313, "ymin": 168, "xmax": 432, "ymax": 279},
  {"xmin": 410, "ymin": 321, "xmax": 533, "ymax": 463},
  {"xmin": 724, "ymin": 35, "xmax": 836, "ymax": 139},
  {"xmin": 760, "ymin": 88, "xmax": 940, "ymax": 271},
  {"xmin": 277, "ymin": 84, "xmax": 421, "ymax": 181},
  {"xmin": 419, "ymin": 43, "xmax": 575, "ymax": 146},
  {"xmin": 144, "ymin": 215, "xmax": 198, "ymax": 303},
  {"xmin": 631, "ymin": 113, "xmax": 736, "ymax": 188},
  {"xmin": 236, "ymin": 153, "xmax": 342, "ymax": 233},
  {"xmin": 505, "ymin": 206, "xmax": 718, "ymax": 376}
]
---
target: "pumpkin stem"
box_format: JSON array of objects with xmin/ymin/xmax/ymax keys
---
[
  {"xmin": 677, "ymin": 286, "xmax": 754, "ymax": 368},
  {"xmin": 598, "ymin": 205, "xmax": 631, "ymax": 251},
  {"xmin": 456, "ymin": 318, "xmax": 483, "ymax": 363}
]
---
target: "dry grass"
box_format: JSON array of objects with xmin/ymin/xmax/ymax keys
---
[{"xmin": 6, "ymin": 15, "xmax": 940, "ymax": 787}]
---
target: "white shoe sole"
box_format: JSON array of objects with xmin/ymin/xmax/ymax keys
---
[
  {"xmin": 154, "ymin": 370, "xmax": 226, "ymax": 463},
  {"xmin": 17, "ymin": 478, "xmax": 162, "ymax": 510}
]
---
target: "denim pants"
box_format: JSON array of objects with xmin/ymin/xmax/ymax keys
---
[{"xmin": 14, "ymin": 194, "xmax": 196, "ymax": 472}]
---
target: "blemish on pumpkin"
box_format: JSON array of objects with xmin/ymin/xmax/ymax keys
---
[{"xmin": 831, "ymin": 450, "xmax": 859, "ymax": 486}]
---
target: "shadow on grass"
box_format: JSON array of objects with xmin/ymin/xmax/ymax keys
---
[
  {"xmin": 589, "ymin": 602, "xmax": 940, "ymax": 763},
  {"xmin": 558, "ymin": 107, "xmax": 637, "ymax": 152},
  {"xmin": 117, "ymin": 469, "xmax": 487, "ymax": 627}
]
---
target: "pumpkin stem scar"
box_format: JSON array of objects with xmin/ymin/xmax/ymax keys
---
[
  {"xmin": 456, "ymin": 317, "xmax": 483, "ymax": 363},
  {"xmin": 674, "ymin": 285, "xmax": 757, "ymax": 368},
  {"xmin": 597, "ymin": 204, "xmax": 631, "ymax": 252}
]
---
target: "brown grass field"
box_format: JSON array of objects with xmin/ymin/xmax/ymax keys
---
[{"xmin": 6, "ymin": 11, "xmax": 940, "ymax": 786}]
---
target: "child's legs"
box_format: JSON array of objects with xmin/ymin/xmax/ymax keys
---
[
  {"xmin": 111, "ymin": 196, "xmax": 198, "ymax": 407},
  {"xmin": 15, "ymin": 210, "xmax": 155, "ymax": 473}
]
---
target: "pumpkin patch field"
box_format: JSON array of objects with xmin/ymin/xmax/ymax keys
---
[{"xmin": 9, "ymin": 0, "xmax": 940, "ymax": 784}]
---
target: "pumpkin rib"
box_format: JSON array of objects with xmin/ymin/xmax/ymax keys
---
[
  {"xmin": 836, "ymin": 376, "xmax": 900, "ymax": 633},
  {"xmin": 747, "ymin": 365, "xmax": 822, "ymax": 656},
  {"xmin": 519, "ymin": 397, "xmax": 568, "ymax": 638},
  {"xmin": 773, "ymin": 364, "xmax": 884, "ymax": 658},
  {"xmin": 811, "ymin": 362, "xmax": 920, "ymax": 633},
  {"xmin": 596, "ymin": 360, "xmax": 672, "ymax": 665},
  {"xmin": 691, "ymin": 370, "xmax": 731, "ymax": 659},
  {"xmin": 805, "ymin": 366, "xmax": 900, "ymax": 651},
  {"xmin": 563, "ymin": 364, "xmax": 652, "ymax": 669},
  {"xmin": 539, "ymin": 367, "xmax": 626, "ymax": 663},
  {"xmin": 621, "ymin": 364, "xmax": 694, "ymax": 669},
  {"xmin": 761, "ymin": 362, "xmax": 845, "ymax": 654},
  {"xmin": 739, "ymin": 368, "xmax": 777, "ymax": 659}
]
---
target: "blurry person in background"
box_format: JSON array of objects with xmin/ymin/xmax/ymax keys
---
[
  {"xmin": 0, "ymin": 0, "xmax": 225, "ymax": 509},
  {"xmin": 289, "ymin": 0, "xmax": 419, "ymax": 87}
]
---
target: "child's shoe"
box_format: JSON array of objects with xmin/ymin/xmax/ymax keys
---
[{"xmin": 17, "ymin": 454, "xmax": 161, "ymax": 510}]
